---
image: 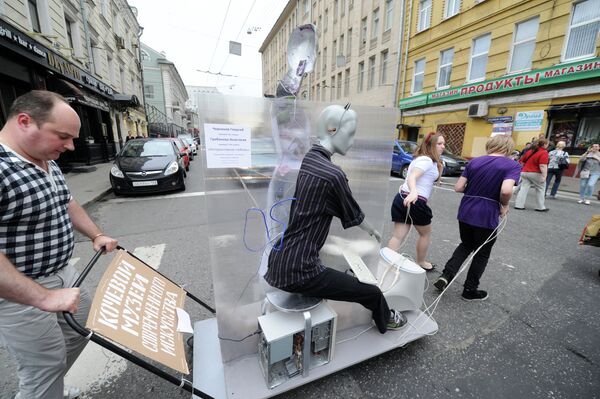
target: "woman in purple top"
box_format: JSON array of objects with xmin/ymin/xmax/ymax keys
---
[{"xmin": 434, "ymin": 135, "xmax": 521, "ymax": 301}]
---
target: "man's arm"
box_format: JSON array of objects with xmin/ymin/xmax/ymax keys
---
[
  {"xmin": 455, "ymin": 176, "xmax": 467, "ymax": 193},
  {"xmin": 68, "ymin": 199, "xmax": 118, "ymax": 252},
  {"xmin": 0, "ymin": 253, "xmax": 80, "ymax": 313},
  {"xmin": 358, "ymin": 219, "xmax": 381, "ymax": 243}
]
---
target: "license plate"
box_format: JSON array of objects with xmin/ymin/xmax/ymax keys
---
[{"xmin": 132, "ymin": 180, "xmax": 158, "ymax": 187}]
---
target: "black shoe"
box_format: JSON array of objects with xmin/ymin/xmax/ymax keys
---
[
  {"xmin": 434, "ymin": 276, "xmax": 449, "ymax": 291},
  {"xmin": 514, "ymin": 207, "xmax": 525, "ymax": 210},
  {"xmin": 534, "ymin": 208, "xmax": 549, "ymax": 212},
  {"xmin": 462, "ymin": 289, "xmax": 488, "ymax": 301}
]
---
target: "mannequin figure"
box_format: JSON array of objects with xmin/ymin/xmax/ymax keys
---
[{"xmin": 264, "ymin": 104, "xmax": 406, "ymax": 334}]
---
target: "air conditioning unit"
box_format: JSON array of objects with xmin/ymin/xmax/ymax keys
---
[{"xmin": 467, "ymin": 101, "xmax": 488, "ymax": 118}]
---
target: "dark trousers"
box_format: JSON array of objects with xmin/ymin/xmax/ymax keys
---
[
  {"xmin": 283, "ymin": 268, "xmax": 391, "ymax": 334},
  {"xmin": 545, "ymin": 168, "xmax": 563, "ymax": 196},
  {"xmin": 442, "ymin": 222, "xmax": 497, "ymax": 292}
]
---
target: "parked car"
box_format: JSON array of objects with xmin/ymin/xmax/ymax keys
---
[
  {"xmin": 391, "ymin": 139, "xmax": 469, "ymax": 178},
  {"xmin": 110, "ymin": 138, "xmax": 186, "ymax": 195},
  {"xmin": 180, "ymin": 136, "xmax": 197, "ymax": 157},
  {"xmin": 169, "ymin": 138, "xmax": 191, "ymax": 170}
]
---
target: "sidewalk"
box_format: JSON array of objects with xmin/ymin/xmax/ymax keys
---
[{"xmin": 63, "ymin": 162, "xmax": 113, "ymax": 207}]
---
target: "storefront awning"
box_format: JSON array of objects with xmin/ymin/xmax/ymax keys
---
[
  {"xmin": 112, "ymin": 94, "xmax": 140, "ymax": 108},
  {"xmin": 548, "ymin": 101, "xmax": 600, "ymax": 111},
  {"xmin": 47, "ymin": 78, "xmax": 85, "ymax": 100}
]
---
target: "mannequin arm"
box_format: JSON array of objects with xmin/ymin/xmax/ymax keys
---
[{"xmin": 358, "ymin": 219, "xmax": 382, "ymax": 243}]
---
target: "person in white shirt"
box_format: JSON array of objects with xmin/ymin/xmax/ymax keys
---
[
  {"xmin": 387, "ymin": 132, "xmax": 445, "ymax": 271},
  {"xmin": 545, "ymin": 141, "xmax": 569, "ymax": 198}
]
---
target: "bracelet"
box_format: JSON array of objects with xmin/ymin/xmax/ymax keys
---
[{"xmin": 91, "ymin": 233, "xmax": 104, "ymax": 241}]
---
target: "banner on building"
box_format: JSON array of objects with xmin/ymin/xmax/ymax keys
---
[
  {"xmin": 86, "ymin": 250, "xmax": 189, "ymax": 374},
  {"xmin": 491, "ymin": 123, "xmax": 513, "ymax": 136},
  {"xmin": 514, "ymin": 111, "xmax": 544, "ymax": 132}
]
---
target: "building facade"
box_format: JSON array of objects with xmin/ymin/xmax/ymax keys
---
[
  {"xmin": 398, "ymin": 0, "xmax": 600, "ymax": 172},
  {"xmin": 0, "ymin": 0, "xmax": 146, "ymax": 166},
  {"xmin": 260, "ymin": 0, "xmax": 404, "ymax": 107},
  {"xmin": 141, "ymin": 43, "xmax": 188, "ymax": 137}
]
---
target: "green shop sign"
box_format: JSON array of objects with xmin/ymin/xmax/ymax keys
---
[{"xmin": 399, "ymin": 57, "xmax": 600, "ymax": 110}]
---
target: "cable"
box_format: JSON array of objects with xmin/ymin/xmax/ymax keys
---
[
  {"xmin": 218, "ymin": 0, "xmax": 258, "ymax": 74},
  {"xmin": 219, "ymin": 329, "xmax": 262, "ymax": 342},
  {"xmin": 207, "ymin": 0, "xmax": 233, "ymax": 72}
]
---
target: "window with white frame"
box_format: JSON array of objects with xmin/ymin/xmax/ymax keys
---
[
  {"xmin": 334, "ymin": 0, "xmax": 338, "ymax": 20},
  {"xmin": 412, "ymin": 58, "xmax": 426, "ymax": 94},
  {"xmin": 337, "ymin": 72, "xmax": 342, "ymax": 98},
  {"xmin": 380, "ymin": 50, "xmax": 389, "ymax": 84},
  {"xmin": 144, "ymin": 85, "xmax": 154, "ymax": 99},
  {"xmin": 418, "ymin": 0, "xmax": 432, "ymax": 32},
  {"xmin": 368, "ymin": 56, "xmax": 376, "ymax": 89},
  {"xmin": 437, "ymin": 48, "xmax": 454, "ymax": 88},
  {"xmin": 107, "ymin": 55, "xmax": 115, "ymax": 84},
  {"xmin": 360, "ymin": 17, "xmax": 367, "ymax": 45},
  {"xmin": 65, "ymin": 16, "xmax": 75, "ymax": 50},
  {"xmin": 341, "ymin": 0, "xmax": 345, "ymax": 16},
  {"xmin": 444, "ymin": 0, "xmax": 460, "ymax": 19},
  {"xmin": 344, "ymin": 68, "xmax": 350, "ymax": 96},
  {"xmin": 101, "ymin": 0, "xmax": 110, "ymax": 17},
  {"xmin": 333, "ymin": 40, "xmax": 337, "ymax": 63},
  {"xmin": 303, "ymin": 0, "xmax": 309, "ymax": 14},
  {"xmin": 563, "ymin": 0, "xmax": 600, "ymax": 61},
  {"xmin": 468, "ymin": 33, "xmax": 491, "ymax": 82},
  {"xmin": 120, "ymin": 68, "xmax": 126, "ymax": 92},
  {"xmin": 316, "ymin": 83, "xmax": 321, "ymax": 101},
  {"xmin": 509, "ymin": 17, "xmax": 539, "ymax": 73},
  {"xmin": 358, "ymin": 61, "xmax": 364, "ymax": 92},
  {"xmin": 372, "ymin": 8, "xmax": 379, "ymax": 39},
  {"xmin": 324, "ymin": 8, "xmax": 328, "ymax": 31},
  {"xmin": 385, "ymin": 0, "xmax": 393, "ymax": 32},
  {"xmin": 321, "ymin": 80, "xmax": 326, "ymax": 101},
  {"xmin": 330, "ymin": 76, "xmax": 335, "ymax": 101},
  {"xmin": 323, "ymin": 47, "xmax": 327, "ymax": 72}
]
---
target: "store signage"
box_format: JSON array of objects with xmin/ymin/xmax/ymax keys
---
[
  {"xmin": 491, "ymin": 123, "xmax": 513, "ymax": 136},
  {"xmin": 487, "ymin": 116, "xmax": 513, "ymax": 123},
  {"xmin": 400, "ymin": 57, "xmax": 600, "ymax": 109},
  {"xmin": 0, "ymin": 19, "xmax": 114, "ymax": 98},
  {"xmin": 514, "ymin": 110, "xmax": 544, "ymax": 132}
]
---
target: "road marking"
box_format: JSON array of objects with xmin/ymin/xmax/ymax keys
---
[
  {"xmin": 502, "ymin": 263, "xmax": 515, "ymax": 269},
  {"xmin": 64, "ymin": 344, "xmax": 127, "ymax": 392},
  {"xmin": 133, "ymin": 244, "xmax": 166, "ymax": 270},
  {"xmin": 68, "ymin": 257, "xmax": 80, "ymax": 267},
  {"xmin": 105, "ymin": 189, "xmax": 244, "ymax": 204}
]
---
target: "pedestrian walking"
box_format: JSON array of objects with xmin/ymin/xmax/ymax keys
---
[
  {"xmin": 434, "ymin": 135, "xmax": 521, "ymax": 301},
  {"xmin": 575, "ymin": 143, "xmax": 600, "ymax": 205},
  {"xmin": 545, "ymin": 141, "xmax": 570, "ymax": 198},
  {"xmin": 0, "ymin": 91, "xmax": 118, "ymax": 399},
  {"xmin": 387, "ymin": 132, "xmax": 445, "ymax": 271},
  {"xmin": 125, "ymin": 131, "xmax": 134, "ymax": 141},
  {"xmin": 514, "ymin": 137, "xmax": 550, "ymax": 212}
]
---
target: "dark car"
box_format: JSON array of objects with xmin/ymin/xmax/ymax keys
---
[
  {"xmin": 110, "ymin": 138, "xmax": 186, "ymax": 195},
  {"xmin": 391, "ymin": 139, "xmax": 468, "ymax": 178}
]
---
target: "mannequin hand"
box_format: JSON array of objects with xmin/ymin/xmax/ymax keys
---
[
  {"xmin": 370, "ymin": 229, "xmax": 382, "ymax": 243},
  {"xmin": 499, "ymin": 204, "xmax": 509, "ymax": 219}
]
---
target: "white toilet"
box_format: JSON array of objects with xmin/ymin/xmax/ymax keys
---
[{"xmin": 376, "ymin": 247, "xmax": 426, "ymax": 312}]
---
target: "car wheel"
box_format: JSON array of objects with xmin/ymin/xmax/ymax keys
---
[
  {"xmin": 179, "ymin": 172, "xmax": 186, "ymax": 191},
  {"xmin": 400, "ymin": 165, "xmax": 409, "ymax": 179}
]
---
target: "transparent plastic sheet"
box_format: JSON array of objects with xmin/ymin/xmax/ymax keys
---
[{"xmin": 198, "ymin": 95, "xmax": 398, "ymax": 363}]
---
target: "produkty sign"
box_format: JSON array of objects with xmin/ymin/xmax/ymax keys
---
[
  {"xmin": 399, "ymin": 57, "xmax": 600, "ymax": 109},
  {"xmin": 86, "ymin": 250, "xmax": 189, "ymax": 374}
]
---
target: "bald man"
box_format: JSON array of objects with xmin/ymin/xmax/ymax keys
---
[{"xmin": 0, "ymin": 91, "xmax": 118, "ymax": 399}]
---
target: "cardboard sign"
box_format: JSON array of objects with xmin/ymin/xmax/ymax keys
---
[{"xmin": 86, "ymin": 250, "xmax": 189, "ymax": 374}]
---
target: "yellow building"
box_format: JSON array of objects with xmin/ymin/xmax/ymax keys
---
[{"xmin": 398, "ymin": 0, "xmax": 600, "ymax": 171}]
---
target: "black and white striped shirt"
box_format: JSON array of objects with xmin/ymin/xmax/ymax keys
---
[
  {"xmin": 0, "ymin": 144, "xmax": 74, "ymax": 279},
  {"xmin": 265, "ymin": 144, "xmax": 364, "ymax": 288}
]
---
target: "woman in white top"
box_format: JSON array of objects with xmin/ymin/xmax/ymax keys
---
[{"xmin": 388, "ymin": 132, "xmax": 445, "ymax": 271}]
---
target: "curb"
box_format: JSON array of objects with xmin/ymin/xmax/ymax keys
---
[{"xmin": 81, "ymin": 187, "xmax": 113, "ymax": 208}]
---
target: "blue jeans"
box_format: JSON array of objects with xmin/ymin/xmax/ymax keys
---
[
  {"xmin": 579, "ymin": 173, "xmax": 600, "ymax": 199},
  {"xmin": 545, "ymin": 168, "xmax": 563, "ymax": 196}
]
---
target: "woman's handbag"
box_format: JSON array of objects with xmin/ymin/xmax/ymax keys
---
[
  {"xmin": 580, "ymin": 169, "xmax": 591, "ymax": 179},
  {"xmin": 558, "ymin": 155, "xmax": 569, "ymax": 170}
]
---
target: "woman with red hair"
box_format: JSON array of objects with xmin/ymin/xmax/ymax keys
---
[{"xmin": 387, "ymin": 132, "xmax": 445, "ymax": 271}]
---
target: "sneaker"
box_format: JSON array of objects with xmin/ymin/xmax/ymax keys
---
[
  {"xmin": 534, "ymin": 208, "xmax": 549, "ymax": 212},
  {"xmin": 461, "ymin": 289, "xmax": 488, "ymax": 301},
  {"xmin": 386, "ymin": 309, "xmax": 407, "ymax": 330},
  {"xmin": 584, "ymin": 200, "xmax": 591, "ymax": 205},
  {"xmin": 433, "ymin": 276, "xmax": 449, "ymax": 291},
  {"xmin": 578, "ymin": 199, "xmax": 584, "ymax": 204}
]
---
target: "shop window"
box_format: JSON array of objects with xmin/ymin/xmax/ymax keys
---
[
  {"xmin": 577, "ymin": 117, "xmax": 600, "ymax": 149},
  {"xmin": 509, "ymin": 17, "xmax": 539, "ymax": 73},
  {"xmin": 468, "ymin": 33, "xmax": 491, "ymax": 82},
  {"xmin": 563, "ymin": 0, "xmax": 600, "ymax": 62},
  {"xmin": 412, "ymin": 58, "xmax": 425, "ymax": 94},
  {"xmin": 548, "ymin": 116, "xmax": 600, "ymax": 155},
  {"xmin": 548, "ymin": 120, "xmax": 577, "ymax": 150}
]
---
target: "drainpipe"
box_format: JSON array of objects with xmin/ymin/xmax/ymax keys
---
[
  {"xmin": 400, "ymin": 0, "xmax": 414, "ymax": 108},
  {"xmin": 392, "ymin": 0, "xmax": 406, "ymax": 108},
  {"xmin": 79, "ymin": 0, "xmax": 94, "ymax": 72}
]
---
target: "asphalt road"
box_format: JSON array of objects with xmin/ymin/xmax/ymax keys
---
[{"xmin": 1, "ymin": 163, "xmax": 599, "ymax": 399}]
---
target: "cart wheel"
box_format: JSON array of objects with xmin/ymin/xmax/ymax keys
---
[{"xmin": 187, "ymin": 336, "xmax": 194, "ymax": 348}]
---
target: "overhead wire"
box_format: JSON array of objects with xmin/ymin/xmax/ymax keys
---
[{"xmin": 207, "ymin": 0, "xmax": 233, "ymax": 72}]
